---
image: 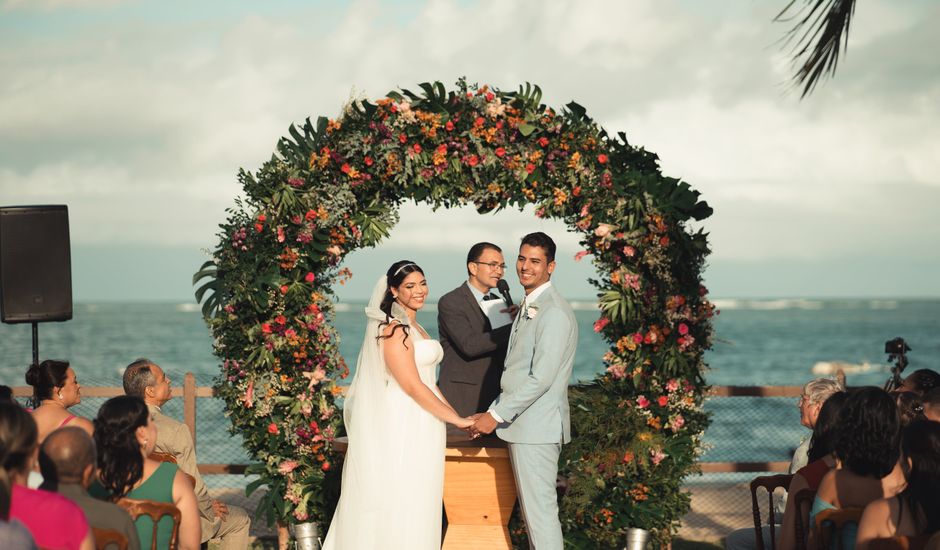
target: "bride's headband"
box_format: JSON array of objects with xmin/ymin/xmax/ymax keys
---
[{"xmin": 393, "ymin": 263, "xmax": 417, "ymax": 277}]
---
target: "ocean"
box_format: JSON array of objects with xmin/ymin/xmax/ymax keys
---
[{"xmin": 2, "ymin": 298, "xmax": 938, "ymax": 469}]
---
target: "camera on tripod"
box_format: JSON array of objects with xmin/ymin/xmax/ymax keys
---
[{"xmin": 884, "ymin": 337, "xmax": 912, "ymax": 392}]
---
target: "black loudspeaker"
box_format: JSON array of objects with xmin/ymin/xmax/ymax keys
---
[{"xmin": 0, "ymin": 205, "xmax": 73, "ymax": 323}]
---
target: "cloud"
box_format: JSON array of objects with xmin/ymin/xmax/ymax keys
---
[{"xmin": 0, "ymin": 0, "xmax": 937, "ymax": 300}]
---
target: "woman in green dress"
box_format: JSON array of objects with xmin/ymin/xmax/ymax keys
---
[{"xmin": 94, "ymin": 396, "xmax": 201, "ymax": 550}]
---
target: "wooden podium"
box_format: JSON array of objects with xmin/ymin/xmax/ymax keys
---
[
  {"xmin": 442, "ymin": 437, "xmax": 517, "ymax": 550},
  {"xmin": 330, "ymin": 436, "xmax": 518, "ymax": 549}
]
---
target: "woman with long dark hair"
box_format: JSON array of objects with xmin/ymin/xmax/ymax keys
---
[
  {"xmin": 323, "ymin": 261, "xmax": 474, "ymax": 550},
  {"xmin": 1, "ymin": 401, "xmax": 91, "ymax": 549},
  {"xmin": 94, "ymin": 395, "xmax": 200, "ymax": 550},
  {"xmin": 25, "ymin": 359, "xmax": 94, "ymax": 442},
  {"xmin": 856, "ymin": 420, "xmax": 940, "ymax": 549},
  {"xmin": 778, "ymin": 391, "xmax": 847, "ymax": 550},
  {"xmin": 811, "ymin": 387, "xmax": 907, "ymax": 549}
]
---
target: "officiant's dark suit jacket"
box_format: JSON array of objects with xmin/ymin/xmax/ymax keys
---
[{"xmin": 437, "ymin": 283, "xmax": 511, "ymax": 435}]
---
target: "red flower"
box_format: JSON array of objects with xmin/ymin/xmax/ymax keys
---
[
  {"xmin": 526, "ymin": 163, "xmax": 536, "ymax": 174},
  {"xmin": 467, "ymin": 155, "xmax": 479, "ymax": 167},
  {"xmin": 267, "ymin": 423, "xmax": 279, "ymax": 435},
  {"xmin": 659, "ymin": 236, "xmax": 670, "ymax": 246},
  {"xmin": 538, "ymin": 137, "xmax": 549, "ymax": 147},
  {"xmin": 637, "ymin": 396, "xmax": 650, "ymax": 409},
  {"xmin": 254, "ymin": 223, "xmax": 263, "ymax": 233},
  {"xmin": 321, "ymin": 461, "xmax": 331, "ymax": 471},
  {"xmin": 658, "ymin": 396, "xmax": 668, "ymax": 407},
  {"xmin": 593, "ymin": 316, "xmax": 610, "ymax": 332},
  {"xmin": 445, "ymin": 120, "xmax": 455, "ymax": 131},
  {"xmin": 436, "ymin": 144, "xmax": 447, "ymax": 154},
  {"xmin": 485, "ymin": 91, "xmax": 495, "ymax": 102},
  {"xmin": 398, "ymin": 133, "xmax": 407, "ymax": 144},
  {"xmin": 257, "ymin": 214, "xmax": 266, "ymax": 222},
  {"xmin": 413, "ymin": 143, "xmax": 422, "ymax": 154},
  {"xmin": 632, "ymin": 332, "xmax": 644, "ymax": 344},
  {"xmin": 678, "ymin": 323, "xmax": 689, "ymax": 335},
  {"xmin": 261, "ymin": 323, "xmax": 272, "ymax": 334},
  {"xmin": 474, "ymin": 117, "xmax": 485, "ymax": 128},
  {"xmin": 340, "ymin": 163, "xmax": 351, "ymax": 174},
  {"xmin": 495, "ymin": 147, "xmax": 506, "ymax": 158},
  {"xmin": 364, "ymin": 156, "xmax": 374, "ymax": 166},
  {"xmin": 305, "ymin": 209, "xmax": 317, "ymax": 221},
  {"xmin": 305, "ymin": 272, "xmax": 315, "ymax": 283},
  {"xmin": 275, "ymin": 315, "xmax": 287, "ymax": 325},
  {"xmin": 280, "ymin": 285, "xmax": 289, "ymax": 295},
  {"xmin": 597, "ymin": 154, "xmax": 609, "ymax": 164}
]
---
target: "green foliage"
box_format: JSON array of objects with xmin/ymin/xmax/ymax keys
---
[{"xmin": 196, "ymin": 80, "xmax": 714, "ymax": 542}]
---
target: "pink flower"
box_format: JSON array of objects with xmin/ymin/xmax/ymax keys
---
[
  {"xmin": 606, "ymin": 364, "xmax": 626, "ymax": 379},
  {"xmin": 623, "ymin": 246, "xmax": 636, "ymax": 257},
  {"xmin": 574, "ymin": 250, "xmax": 589, "ymax": 262},
  {"xmin": 284, "ymin": 329, "xmax": 297, "ymax": 338},
  {"xmin": 632, "ymin": 332, "xmax": 644, "ymax": 344},
  {"xmin": 593, "ymin": 317, "xmax": 610, "ymax": 333},
  {"xmin": 650, "ymin": 449, "xmax": 666, "ymax": 465},
  {"xmin": 278, "ymin": 460, "xmax": 299, "ymax": 475},
  {"xmin": 594, "ymin": 223, "xmax": 614, "ymax": 238},
  {"xmin": 671, "ymin": 415, "xmax": 685, "ymax": 430},
  {"xmin": 305, "ymin": 272, "xmax": 315, "ymax": 283},
  {"xmin": 678, "ymin": 323, "xmax": 689, "ymax": 336},
  {"xmin": 637, "ymin": 396, "xmax": 650, "ymax": 409},
  {"xmin": 665, "ymin": 379, "xmax": 679, "ymax": 393},
  {"xmin": 293, "ymin": 509, "xmax": 309, "ymax": 521},
  {"xmin": 242, "ymin": 380, "xmax": 254, "ymax": 408}
]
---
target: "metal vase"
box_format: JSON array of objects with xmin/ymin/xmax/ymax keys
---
[
  {"xmin": 290, "ymin": 522, "xmax": 321, "ymax": 550},
  {"xmin": 623, "ymin": 527, "xmax": 651, "ymax": 550}
]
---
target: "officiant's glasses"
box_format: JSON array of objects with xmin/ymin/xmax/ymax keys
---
[{"xmin": 473, "ymin": 261, "xmax": 507, "ymax": 271}]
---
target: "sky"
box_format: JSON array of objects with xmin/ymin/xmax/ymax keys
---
[{"xmin": 1, "ymin": 0, "xmax": 938, "ymax": 302}]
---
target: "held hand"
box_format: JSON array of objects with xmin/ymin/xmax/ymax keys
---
[
  {"xmin": 453, "ymin": 416, "xmax": 476, "ymax": 429},
  {"xmin": 212, "ymin": 499, "xmax": 229, "ymax": 520},
  {"xmin": 469, "ymin": 412, "xmax": 498, "ymax": 439}
]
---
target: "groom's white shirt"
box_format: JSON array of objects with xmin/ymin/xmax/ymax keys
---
[{"xmin": 487, "ymin": 280, "xmax": 551, "ymax": 424}]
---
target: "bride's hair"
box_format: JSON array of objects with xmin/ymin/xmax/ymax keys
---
[{"xmin": 378, "ymin": 260, "xmax": 424, "ymax": 345}]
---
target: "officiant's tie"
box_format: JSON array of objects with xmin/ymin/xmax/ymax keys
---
[{"xmin": 483, "ymin": 293, "xmax": 499, "ymax": 301}]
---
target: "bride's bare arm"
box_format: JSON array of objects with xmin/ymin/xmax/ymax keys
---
[{"xmin": 383, "ymin": 324, "xmax": 472, "ymax": 428}]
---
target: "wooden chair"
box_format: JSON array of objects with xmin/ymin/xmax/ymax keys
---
[
  {"xmin": 749, "ymin": 473, "xmax": 793, "ymax": 550},
  {"xmin": 791, "ymin": 488, "xmax": 816, "ymax": 550},
  {"xmin": 92, "ymin": 526, "xmax": 128, "ymax": 550},
  {"xmin": 869, "ymin": 535, "xmax": 932, "ymax": 550},
  {"xmin": 814, "ymin": 507, "xmax": 863, "ymax": 550},
  {"xmin": 116, "ymin": 497, "xmax": 181, "ymax": 550}
]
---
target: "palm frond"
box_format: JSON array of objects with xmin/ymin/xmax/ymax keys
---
[{"xmin": 776, "ymin": 0, "xmax": 857, "ymax": 98}]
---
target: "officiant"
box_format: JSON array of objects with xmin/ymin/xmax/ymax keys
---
[{"xmin": 437, "ymin": 242, "xmax": 515, "ymax": 439}]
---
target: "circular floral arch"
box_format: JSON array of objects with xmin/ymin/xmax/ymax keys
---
[{"xmin": 196, "ymin": 79, "xmax": 715, "ymax": 546}]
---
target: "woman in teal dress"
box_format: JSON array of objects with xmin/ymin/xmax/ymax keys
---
[
  {"xmin": 94, "ymin": 396, "xmax": 201, "ymax": 550},
  {"xmin": 811, "ymin": 387, "xmax": 907, "ymax": 549}
]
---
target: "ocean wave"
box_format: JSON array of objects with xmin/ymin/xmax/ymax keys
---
[
  {"xmin": 712, "ymin": 299, "xmax": 825, "ymax": 310},
  {"xmin": 175, "ymin": 303, "xmax": 200, "ymax": 312}
]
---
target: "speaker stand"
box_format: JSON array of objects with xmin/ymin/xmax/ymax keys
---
[{"xmin": 32, "ymin": 322, "xmax": 39, "ymax": 365}]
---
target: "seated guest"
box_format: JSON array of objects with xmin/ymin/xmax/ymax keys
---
[
  {"xmin": 26, "ymin": 360, "xmax": 94, "ymax": 441},
  {"xmin": 0, "ymin": 414, "xmax": 37, "ymax": 550},
  {"xmin": 895, "ymin": 391, "xmax": 926, "ymax": 427},
  {"xmin": 94, "ymin": 395, "xmax": 201, "ymax": 550},
  {"xmin": 40, "ymin": 427, "xmax": 141, "ymax": 550},
  {"xmin": 811, "ymin": 387, "xmax": 907, "ymax": 549},
  {"xmin": 777, "ymin": 391, "xmax": 847, "ymax": 550},
  {"xmin": 0, "ymin": 401, "xmax": 93, "ymax": 550},
  {"xmin": 898, "ymin": 369, "xmax": 940, "ymax": 396},
  {"xmin": 725, "ymin": 377, "xmax": 843, "ymax": 550},
  {"xmin": 856, "ymin": 420, "xmax": 940, "ymax": 549},
  {"xmin": 923, "ymin": 387, "xmax": 940, "ymax": 422},
  {"xmin": 123, "ymin": 359, "xmax": 250, "ymax": 549}
]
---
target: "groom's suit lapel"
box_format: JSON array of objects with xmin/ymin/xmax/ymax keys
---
[{"xmin": 507, "ymin": 287, "xmax": 552, "ymax": 356}]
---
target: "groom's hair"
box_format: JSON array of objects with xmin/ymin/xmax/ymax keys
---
[
  {"xmin": 466, "ymin": 242, "xmax": 501, "ymax": 276},
  {"xmin": 520, "ymin": 232, "xmax": 556, "ymax": 262}
]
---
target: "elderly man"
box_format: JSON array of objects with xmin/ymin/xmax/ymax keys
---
[
  {"xmin": 39, "ymin": 426, "xmax": 141, "ymax": 550},
  {"xmin": 123, "ymin": 358, "xmax": 250, "ymax": 550}
]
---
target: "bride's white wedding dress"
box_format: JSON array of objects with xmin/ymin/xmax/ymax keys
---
[{"xmin": 322, "ymin": 277, "xmax": 446, "ymax": 550}]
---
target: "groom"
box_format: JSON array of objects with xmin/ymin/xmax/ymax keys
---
[{"xmin": 469, "ymin": 231, "xmax": 578, "ymax": 550}]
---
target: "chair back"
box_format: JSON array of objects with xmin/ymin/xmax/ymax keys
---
[
  {"xmin": 116, "ymin": 497, "xmax": 181, "ymax": 550},
  {"xmin": 749, "ymin": 473, "xmax": 793, "ymax": 550},
  {"xmin": 814, "ymin": 507, "xmax": 863, "ymax": 550},
  {"xmin": 791, "ymin": 488, "xmax": 816, "ymax": 550},
  {"xmin": 92, "ymin": 526, "xmax": 129, "ymax": 550},
  {"xmin": 870, "ymin": 534, "xmax": 932, "ymax": 550}
]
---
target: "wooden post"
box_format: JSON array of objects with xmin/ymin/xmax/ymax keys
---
[{"xmin": 184, "ymin": 373, "xmax": 197, "ymax": 449}]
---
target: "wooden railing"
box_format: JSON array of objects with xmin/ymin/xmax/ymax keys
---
[{"xmin": 12, "ymin": 376, "xmax": 802, "ymax": 475}]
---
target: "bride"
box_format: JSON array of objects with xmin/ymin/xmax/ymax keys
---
[{"xmin": 322, "ymin": 260, "xmax": 474, "ymax": 550}]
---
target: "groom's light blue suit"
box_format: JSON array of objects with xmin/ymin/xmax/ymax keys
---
[{"xmin": 491, "ymin": 282, "xmax": 577, "ymax": 550}]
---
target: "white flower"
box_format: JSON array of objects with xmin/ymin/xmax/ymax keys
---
[{"xmin": 525, "ymin": 305, "xmax": 539, "ymax": 319}]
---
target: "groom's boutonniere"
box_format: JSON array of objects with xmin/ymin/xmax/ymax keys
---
[{"xmin": 525, "ymin": 304, "xmax": 539, "ymax": 319}]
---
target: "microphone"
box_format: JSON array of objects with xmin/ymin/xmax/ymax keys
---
[{"xmin": 496, "ymin": 279, "xmax": 514, "ymax": 306}]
